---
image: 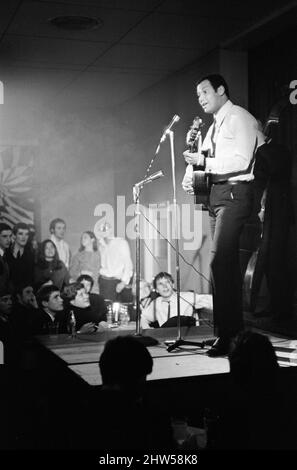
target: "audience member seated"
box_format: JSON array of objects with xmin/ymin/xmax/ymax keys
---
[
  {"xmin": 132, "ymin": 277, "xmax": 157, "ymax": 309},
  {"xmin": 130, "ymin": 276, "xmax": 157, "ymax": 321},
  {"xmin": 63, "ymin": 282, "xmax": 107, "ymax": 334},
  {"xmin": 74, "ymin": 335, "xmax": 176, "ymax": 450},
  {"xmin": 49, "ymin": 218, "xmax": 71, "ymax": 269},
  {"xmin": 34, "ymin": 239, "xmax": 70, "ymax": 291},
  {"xmin": 5, "ymin": 223, "xmax": 34, "ymax": 290},
  {"xmin": 208, "ymin": 331, "xmax": 297, "ymax": 449},
  {"xmin": 34, "ymin": 284, "xmax": 68, "ymax": 335},
  {"xmin": 69, "ymin": 231, "xmax": 100, "ymax": 293},
  {"xmin": 10, "ymin": 284, "xmax": 39, "ymax": 338},
  {"xmin": 77, "ymin": 274, "xmax": 107, "ymax": 319},
  {"xmin": 0, "ymin": 291, "xmax": 19, "ymax": 364},
  {"xmin": 0, "ymin": 223, "xmax": 12, "ymax": 294},
  {"xmin": 0, "ymin": 291, "xmax": 13, "ymax": 327},
  {"xmin": 141, "ymin": 272, "xmax": 212, "ymax": 329}
]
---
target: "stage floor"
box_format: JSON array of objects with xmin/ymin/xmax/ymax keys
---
[{"xmin": 36, "ymin": 324, "xmax": 297, "ymax": 387}]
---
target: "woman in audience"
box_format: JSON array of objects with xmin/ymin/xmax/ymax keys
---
[
  {"xmin": 69, "ymin": 231, "xmax": 100, "ymax": 293},
  {"xmin": 34, "ymin": 239, "xmax": 69, "ymax": 291},
  {"xmin": 76, "ymin": 274, "xmax": 107, "ymax": 316},
  {"xmin": 62, "ymin": 282, "xmax": 107, "ymax": 333}
]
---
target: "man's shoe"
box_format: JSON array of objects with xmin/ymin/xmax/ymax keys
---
[{"xmin": 206, "ymin": 337, "xmax": 230, "ymax": 357}]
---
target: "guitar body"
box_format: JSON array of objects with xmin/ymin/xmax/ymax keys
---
[
  {"xmin": 184, "ymin": 116, "xmax": 210, "ymax": 208},
  {"xmin": 192, "ymin": 165, "xmax": 210, "ymax": 207},
  {"xmin": 243, "ymin": 216, "xmax": 270, "ymax": 311},
  {"xmin": 243, "ymin": 251, "xmax": 263, "ymax": 312}
]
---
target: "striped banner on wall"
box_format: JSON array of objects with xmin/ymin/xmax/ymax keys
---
[{"xmin": 0, "ymin": 145, "xmax": 36, "ymax": 227}]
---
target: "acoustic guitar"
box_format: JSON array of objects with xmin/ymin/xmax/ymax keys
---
[{"xmin": 184, "ymin": 116, "xmax": 210, "ymax": 207}]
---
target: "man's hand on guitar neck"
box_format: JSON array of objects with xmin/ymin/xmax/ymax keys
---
[{"xmin": 183, "ymin": 150, "xmax": 205, "ymax": 166}]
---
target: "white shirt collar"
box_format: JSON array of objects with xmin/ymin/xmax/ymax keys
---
[
  {"xmin": 0, "ymin": 247, "xmax": 4, "ymax": 257},
  {"xmin": 51, "ymin": 234, "xmax": 64, "ymax": 245},
  {"xmin": 13, "ymin": 244, "xmax": 24, "ymax": 257},
  {"xmin": 44, "ymin": 309, "xmax": 55, "ymax": 322},
  {"xmin": 160, "ymin": 292, "xmax": 176, "ymax": 303},
  {"xmin": 214, "ymin": 99, "xmax": 233, "ymax": 127}
]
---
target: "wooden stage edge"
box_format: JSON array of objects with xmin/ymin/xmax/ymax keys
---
[{"xmin": 35, "ymin": 324, "xmax": 297, "ymax": 388}]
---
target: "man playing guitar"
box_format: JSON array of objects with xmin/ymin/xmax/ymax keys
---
[{"xmin": 182, "ymin": 74, "xmax": 258, "ymax": 357}]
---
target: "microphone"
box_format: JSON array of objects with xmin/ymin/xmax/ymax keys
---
[
  {"xmin": 135, "ymin": 170, "xmax": 164, "ymax": 188},
  {"xmin": 160, "ymin": 115, "xmax": 180, "ymax": 143}
]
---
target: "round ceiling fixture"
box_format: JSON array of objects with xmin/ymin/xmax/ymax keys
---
[{"xmin": 48, "ymin": 16, "xmax": 103, "ymax": 31}]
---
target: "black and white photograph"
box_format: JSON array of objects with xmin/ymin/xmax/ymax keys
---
[{"xmin": 0, "ymin": 0, "xmax": 297, "ymax": 459}]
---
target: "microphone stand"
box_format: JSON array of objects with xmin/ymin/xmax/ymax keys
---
[
  {"xmin": 133, "ymin": 182, "xmax": 158, "ymax": 347},
  {"xmin": 165, "ymin": 129, "xmax": 205, "ymax": 352}
]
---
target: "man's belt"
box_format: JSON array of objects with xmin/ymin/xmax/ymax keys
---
[
  {"xmin": 211, "ymin": 178, "xmax": 251, "ymax": 185},
  {"xmin": 99, "ymin": 275, "xmax": 119, "ymax": 281}
]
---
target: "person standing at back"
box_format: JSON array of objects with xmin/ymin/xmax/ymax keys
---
[
  {"xmin": 96, "ymin": 222, "xmax": 133, "ymax": 303},
  {"xmin": 69, "ymin": 231, "xmax": 100, "ymax": 293},
  {"xmin": 0, "ymin": 223, "xmax": 12, "ymax": 294},
  {"xmin": 5, "ymin": 222, "xmax": 35, "ymax": 290},
  {"xmin": 49, "ymin": 218, "xmax": 71, "ymax": 269}
]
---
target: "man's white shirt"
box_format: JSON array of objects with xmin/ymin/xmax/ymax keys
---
[
  {"xmin": 202, "ymin": 100, "xmax": 258, "ymax": 181},
  {"xmin": 141, "ymin": 292, "xmax": 212, "ymax": 329},
  {"xmin": 99, "ymin": 237, "xmax": 133, "ymax": 286},
  {"xmin": 51, "ymin": 235, "xmax": 71, "ymax": 269}
]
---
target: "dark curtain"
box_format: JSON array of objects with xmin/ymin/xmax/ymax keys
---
[
  {"xmin": 246, "ymin": 26, "xmax": 297, "ymax": 311},
  {"xmin": 248, "ymin": 27, "xmax": 297, "ymax": 189}
]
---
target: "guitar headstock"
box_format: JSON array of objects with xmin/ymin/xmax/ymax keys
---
[
  {"xmin": 191, "ymin": 116, "xmax": 203, "ymax": 130},
  {"xmin": 186, "ymin": 116, "xmax": 204, "ymax": 147}
]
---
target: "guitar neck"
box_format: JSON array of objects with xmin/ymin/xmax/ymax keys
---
[{"xmin": 188, "ymin": 131, "xmax": 202, "ymax": 153}]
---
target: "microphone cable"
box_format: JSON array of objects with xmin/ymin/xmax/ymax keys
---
[
  {"xmin": 141, "ymin": 239, "xmax": 213, "ymax": 328},
  {"xmin": 140, "ymin": 208, "xmax": 211, "ymax": 286}
]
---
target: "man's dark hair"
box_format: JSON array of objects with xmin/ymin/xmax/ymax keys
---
[
  {"xmin": 36, "ymin": 284, "xmax": 60, "ymax": 307},
  {"xmin": 77, "ymin": 274, "xmax": 94, "ymax": 290},
  {"xmin": 196, "ymin": 74, "xmax": 230, "ymax": 98},
  {"xmin": 13, "ymin": 222, "xmax": 29, "ymax": 235},
  {"xmin": 49, "ymin": 218, "xmax": 66, "ymax": 233},
  {"xmin": 36, "ymin": 239, "xmax": 62, "ymax": 271},
  {"xmin": 0, "ymin": 289, "xmax": 11, "ymax": 298},
  {"xmin": 61, "ymin": 282, "xmax": 84, "ymax": 301},
  {"xmin": 15, "ymin": 283, "xmax": 34, "ymax": 297},
  {"xmin": 99, "ymin": 336, "xmax": 153, "ymax": 386},
  {"xmin": 153, "ymin": 272, "xmax": 174, "ymax": 290},
  {"xmin": 0, "ymin": 223, "xmax": 12, "ymax": 234}
]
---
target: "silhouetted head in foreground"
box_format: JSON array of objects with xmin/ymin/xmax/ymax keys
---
[
  {"xmin": 99, "ymin": 335, "xmax": 153, "ymax": 397},
  {"xmin": 228, "ymin": 330, "xmax": 279, "ymax": 391}
]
